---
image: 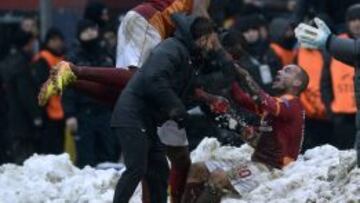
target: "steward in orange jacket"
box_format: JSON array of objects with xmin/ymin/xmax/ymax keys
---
[
  {"xmin": 32, "ymin": 28, "xmax": 65, "ymax": 154},
  {"xmin": 325, "ymin": 33, "xmax": 357, "ymax": 149}
]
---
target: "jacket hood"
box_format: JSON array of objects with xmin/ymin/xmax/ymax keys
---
[
  {"xmin": 171, "ymin": 13, "xmax": 200, "ymax": 50},
  {"xmin": 84, "ymin": 2, "xmax": 107, "ymax": 27},
  {"xmin": 269, "ymin": 18, "xmax": 291, "ymax": 43}
]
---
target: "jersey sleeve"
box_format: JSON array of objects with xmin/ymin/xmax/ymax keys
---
[
  {"xmin": 231, "ymin": 82, "xmax": 257, "ymax": 112},
  {"xmin": 258, "ymin": 91, "xmax": 295, "ymax": 119}
]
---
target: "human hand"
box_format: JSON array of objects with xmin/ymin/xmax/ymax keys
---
[
  {"xmin": 295, "ymin": 17, "xmax": 331, "ymax": 49},
  {"xmin": 209, "ymin": 96, "xmax": 230, "ymax": 114}
]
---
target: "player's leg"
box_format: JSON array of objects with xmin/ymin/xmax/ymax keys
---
[
  {"xmin": 181, "ymin": 162, "xmax": 210, "ymax": 203},
  {"xmin": 196, "ymin": 170, "xmax": 234, "ymax": 203},
  {"xmin": 72, "ymin": 65, "xmax": 135, "ymax": 88},
  {"xmin": 167, "ymin": 146, "xmax": 191, "ymax": 203},
  {"xmin": 71, "ymin": 80, "xmax": 120, "ymax": 106},
  {"xmin": 38, "ymin": 62, "xmax": 135, "ymax": 106}
]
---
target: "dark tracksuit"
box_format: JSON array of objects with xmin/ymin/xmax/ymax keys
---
[
  {"xmin": 325, "ymin": 34, "xmax": 360, "ymax": 166},
  {"xmin": 63, "ymin": 43, "xmax": 118, "ymax": 168},
  {"xmin": 0, "ymin": 49, "xmax": 42, "ymax": 164},
  {"xmin": 110, "ymin": 14, "xmax": 209, "ymax": 203}
]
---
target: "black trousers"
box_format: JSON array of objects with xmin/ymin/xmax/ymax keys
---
[
  {"xmin": 302, "ymin": 118, "xmax": 333, "ymax": 152},
  {"xmin": 112, "ymin": 127, "xmax": 169, "ymax": 203},
  {"xmin": 76, "ymin": 113, "xmax": 118, "ymax": 168},
  {"xmin": 39, "ymin": 119, "xmax": 65, "ymax": 154},
  {"xmin": 332, "ymin": 114, "xmax": 356, "ymax": 150}
]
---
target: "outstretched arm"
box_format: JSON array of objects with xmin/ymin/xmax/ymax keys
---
[
  {"xmin": 327, "ymin": 35, "xmax": 360, "ymax": 67},
  {"xmin": 295, "ymin": 17, "xmax": 360, "ymax": 67}
]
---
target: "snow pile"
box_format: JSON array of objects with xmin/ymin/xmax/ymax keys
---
[
  {"xmin": 0, "ymin": 138, "xmax": 359, "ymax": 203},
  {"xmin": 0, "ymin": 154, "xmax": 141, "ymax": 203},
  {"xmin": 192, "ymin": 138, "xmax": 359, "ymax": 203}
]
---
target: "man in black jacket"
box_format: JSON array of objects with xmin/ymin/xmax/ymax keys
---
[
  {"xmin": 295, "ymin": 4, "xmax": 360, "ymax": 166},
  {"xmin": 111, "ymin": 13, "xmax": 225, "ymax": 203},
  {"xmin": 63, "ymin": 20, "xmax": 117, "ymax": 168},
  {"xmin": 0, "ymin": 30, "xmax": 42, "ymax": 164}
]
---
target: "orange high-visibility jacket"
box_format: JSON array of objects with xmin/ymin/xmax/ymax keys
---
[
  {"xmin": 270, "ymin": 43, "xmax": 296, "ymax": 66},
  {"xmin": 330, "ymin": 34, "xmax": 357, "ymax": 114},
  {"xmin": 298, "ymin": 48, "xmax": 327, "ymax": 119},
  {"xmin": 34, "ymin": 50, "xmax": 64, "ymax": 120}
]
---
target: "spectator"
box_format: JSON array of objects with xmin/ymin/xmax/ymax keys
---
[
  {"xmin": 295, "ymin": 4, "xmax": 360, "ymax": 166},
  {"xmin": 321, "ymin": 6, "xmax": 360, "ymax": 149},
  {"xmin": 20, "ymin": 15, "xmax": 40, "ymax": 54},
  {"xmin": 32, "ymin": 28, "xmax": 66, "ymax": 154},
  {"xmin": 63, "ymin": 20, "xmax": 117, "ymax": 168},
  {"xmin": 102, "ymin": 25, "xmax": 117, "ymax": 63},
  {"xmin": 84, "ymin": 1, "xmax": 110, "ymax": 32},
  {"xmin": 84, "ymin": 1, "xmax": 115, "ymax": 60},
  {"xmin": 0, "ymin": 29, "xmax": 42, "ymax": 164},
  {"xmin": 234, "ymin": 15, "xmax": 282, "ymax": 95}
]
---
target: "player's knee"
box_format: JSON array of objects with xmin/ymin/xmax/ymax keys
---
[
  {"xmin": 209, "ymin": 170, "xmax": 229, "ymax": 189},
  {"xmin": 187, "ymin": 162, "xmax": 209, "ymax": 182}
]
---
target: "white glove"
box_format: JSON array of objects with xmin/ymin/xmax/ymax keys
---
[
  {"xmin": 157, "ymin": 120, "xmax": 189, "ymax": 147},
  {"xmin": 294, "ymin": 17, "xmax": 331, "ymax": 49},
  {"xmin": 66, "ymin": 117, "xmax": 78, "ymax": 133}
]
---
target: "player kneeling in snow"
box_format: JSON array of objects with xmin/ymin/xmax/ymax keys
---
[{"xmin": 182, "ymin": 64, "xmax": 309, "ymax": 203}]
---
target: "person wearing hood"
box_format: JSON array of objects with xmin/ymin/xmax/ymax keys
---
[
  {"xmin": 269, "ymin": 17, "xmax": 297, "ymax": 66},
  {"xmin": 84, "ymin": 1, "xmax": 110, "ymax": 30},
  {"xmin": 233, "ymin": 14, "xmax": 282, "ymax": 95},
  {"xmin": 0, "ymin": 29, "xmax": 42, "ymax": 164},
  {"xmin": 31, "ymin": 28, "xmax": 66, "ymax": 155},
  {"xmin": 115, "ymin": 0, "xmax": 211, "ymax": 69},
  {"xmin": 62, "ymin": 19, "xmax": 117, "ymax": 168},
  {"xmin": 110, "ymin": 13, "xmax": 227, "ymax": 203},
  {"xmin": 295, "ymin": 4, "xmax": 360, "ymax": 165}
]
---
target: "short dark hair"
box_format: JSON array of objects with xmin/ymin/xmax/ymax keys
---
[
  {"xmin": 297, "ymin": 66, "xmax": 309, "ymax": 94},
  {"xmin": 44, "ymin": 27, "xmax": 64, "ymax": 45},
  {"xmin": 221, "ymin": 29, "xmax": 249, "ymax": 53},
  {"xmin": 191, "ymin": 17, "xmax": 214, "ymax": 40}
]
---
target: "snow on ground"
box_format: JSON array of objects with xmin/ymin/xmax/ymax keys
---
[{"xmin": 0, "ymin": 137, "xmax": 359, "ymax": 203}]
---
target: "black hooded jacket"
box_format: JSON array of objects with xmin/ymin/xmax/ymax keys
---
[
  {"xmin": 111, "ymin": 13, "xmax": 206, "ymax": 129},
  {"xmin": 0, "ymin": 49, "xmax": 41, "ymax": 131}
]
